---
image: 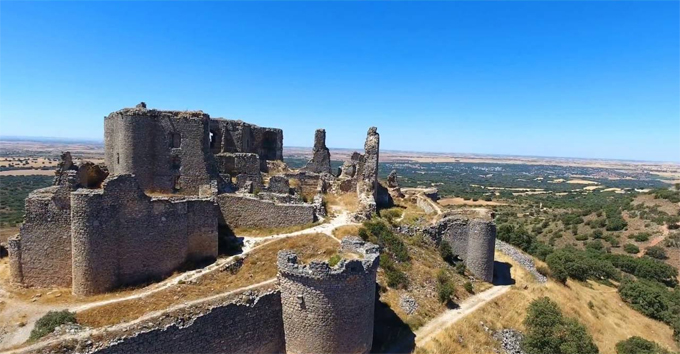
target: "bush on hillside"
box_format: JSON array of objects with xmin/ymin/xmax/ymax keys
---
[
  {"xmin": 624, "ymin": 243, "xmax": 640, "ymax": 254},
  {"xmin": 522, "ymin": 297, "xmax": 599, "ymax": 354},
  {"xmin": 615, "ymin": 336, "xmax": 671, "ymax": 354},
  {"xmin": 436, "ymin": 269, "xmax": 455, "ymax": 303},
  {"xmin": 439, "ymin": 240, "xmax": 455, "ymax": 264},
  {"xmin": 29, "ymin": 310, "xmax": 77, "ymax": 341},
  {"xmin": 645, "ymin": 246, "xmax": 667, "ymax": 260},
  {"xmin": 618, "ymin": 277, "xmax": 680, "ymax": 342}
]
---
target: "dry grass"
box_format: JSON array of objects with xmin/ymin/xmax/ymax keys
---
[
  {"xmin": 0, "ymin": 170, "xmax": 56, "ymax": 176},
  {"xmin": 438, "ymin": 198, "xmax": 507, "ymax": 207},
  {"xmin": 0, "ymin": 227, "xmax": 19, "ymax": 244},
  {"xmin": 325, "ymin": 192, "xmax": 359, "ymax": 213},
  {"xmin": 418, "ymin": 252, "xmax": 679, "ymax": 354},
  {"xmin": 231, "ymin": 222, "xmax": 321, "ymax": 237},
  {"xmin": 633, "ymin": 194, "xmax": 680, "ymax": 216},
  {"xmin": 332, "ymin": 225, "xmax": 362, "ymax": 239},
  {"xmin": 76, "ymin": 233, "xmax": 338, "ymax": 328}
]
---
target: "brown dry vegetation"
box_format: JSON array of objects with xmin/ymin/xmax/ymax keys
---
[
  {"xmin": 332, "ymin": 225, "xmax": 362, "ymax": 239},
  {"xmin": 231, "ymin": 221, "xmax": 322, "ymax": 237},
  {"xmin": 76, "ymin": 233, "xmax": 338, "ymax": 328},
  {"xmin": 417, "ymin": 252, "xmax": 679, "ymax": 354},
  {"xmin": 325, "ymin": 191, "xmax": 359, "ymax": 214}
]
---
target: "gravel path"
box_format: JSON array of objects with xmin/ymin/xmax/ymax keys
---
[{"xmin": 495, "ymin": 240, "xmax": 547, "ymax": 283}]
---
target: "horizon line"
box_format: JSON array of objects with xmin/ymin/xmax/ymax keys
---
[{"xmin": 1, "ymin": 135, "xmax": 678, "ymax": 165}]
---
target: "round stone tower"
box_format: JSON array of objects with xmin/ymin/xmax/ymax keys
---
[{"xmin": 277, "ymin": 237, "xmax": 380, "ymax": 354}]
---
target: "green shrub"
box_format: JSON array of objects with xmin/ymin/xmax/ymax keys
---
[
  {"xmin": 463, "ymin": 281, "xmax": 474, "ymax": 294},
  {"xmin": 522, "ymin": 297, "xmax": 599, "ymax": 354},
  {"xmin": 645, "ymin": 246, "xmax": 667, "ymax": 260},
  {"xmin": 575, "ymin": 234, "xmax": 589, "ymax": 241},
  {"xmin": 629, "ymin": 232, "xmax": 651, "ymax": 242},
  {"xmin": 618, "ymin": 277, "xmax": 680, "ymax": 336},
  {"xmin": 360, "ymin": 220, "xmax": 409, "ymax": 262},
  {"xmin": 623, "ymin": 243, "xmax": 640, "ymax": 254},
  {"xmin": 536, "ymin": 265, "xmax": 551, "ymax": 278},
  {"xmin": 380, "ymin": 254, "xmax": 409, "ymax": 289},
  {"xmin": 436, "ymin": 269, "xmax": 455, "ymax": 303},
  {"xmin": 615, "ymin": 336, "xmax": 671, "ymax": 354},
  {"xmin": 439, "ymin": 240, "xmax": 454, "ymax": 264},
  {"xmin": 328, "ymin": 254, "xmax": 341, "ymax": 267},
  {"xmin": 29, "ymin": 310, "xmax": 77, "ymax": 341},
  {"xmin": 455, "ymin": 262, "xmax": 466, "ymax": 276}
]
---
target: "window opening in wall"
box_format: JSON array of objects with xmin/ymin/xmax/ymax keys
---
[
  {"xmin": 209, "ymin": 130, "xmax": 217, "ymax": 149},
  {"xmin": 116, "ymin": 153, "xmax": 120, "ymax": 165},
  {"xmin": 262, "ymin": 131, "xmax": 278, "ymax": 160},
  {"xmin": 173, "ymin": 175, "xmax": 181, "ymax": 191},
  {"xmin": 169, "ymin": 132, "xmax": 181, "ymax": 148}
]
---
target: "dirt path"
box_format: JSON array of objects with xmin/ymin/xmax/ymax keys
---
[
  {"xmin": 0, "ymin": 211, "xmax": 357, "ymax": 350},
  {"xmin": 636, "ymin": 224, "xmax": 669, "ymax": 257},
  {"xmin": 414, "ymin": 284, "xmax": 511, "ymax": 347}
]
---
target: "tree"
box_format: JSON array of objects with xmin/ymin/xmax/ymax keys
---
[
  {"xmin": 522, "ymin": 297, "xmax": 599, "ymax": 354},
  {"xmin": 439, "ymin": 240, "xmax": 454, "ymax": 264},
  {"xmin": 615, "ymin": 336, "xmax": 670, "ymax": 354},
  {"xmin": 644, "ymin": 246, "xmax": 667, "ymax": 260},
  {"xmin": 624, "ymin": 243, "xmax": 640, "ymax": 254}
]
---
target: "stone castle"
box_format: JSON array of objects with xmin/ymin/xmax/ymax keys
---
[
  {"xmin": 6, "ymin": 102, "xmax": 497, "ymax": 354},
  {"xmin": 8, "ymin": 102, "xmax": 382, "ymax": 296}
]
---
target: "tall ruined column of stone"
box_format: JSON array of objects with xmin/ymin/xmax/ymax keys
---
[
  {"xmin": 278, "ymin": 237, "xmax": 380, "ymax": 354},
  {"xmin": 465, "ymin": 219, "xmax": 496, "ymax": 283},
  {"xmin": 302, "ymin": 129, "xmax": 332, "ymax": 174},
  {"xmin": 355, "ymin": 127, "xmax": 379, "ymax": 220}
]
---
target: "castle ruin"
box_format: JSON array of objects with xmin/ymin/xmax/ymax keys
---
[{"xmin": 8, "ymin": 103, "xmax": 383, "ymax": 295}]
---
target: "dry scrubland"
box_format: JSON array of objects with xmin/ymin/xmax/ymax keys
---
[{"xmin": 418, "ymin": 252, "xmax": 679, "ymax": 354}]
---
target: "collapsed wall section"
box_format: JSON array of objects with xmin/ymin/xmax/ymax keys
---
[
  {"xmin": 278, "ymin": 237, "xmax": 380, "ymax": 354},
  {"xmin": 216, "ymin": 194, "xmax": 315, "ymax": 229},
  {"xmin": 209, "ymin": 118, "xmax": 283, "ymax": 171},
  {"xmin": 8, "ymin": 185, "xmax": 72, "ymax": 287},
  {"xmin": 71, "ymin": 175, "xmax": 217, "ymax": 295}
]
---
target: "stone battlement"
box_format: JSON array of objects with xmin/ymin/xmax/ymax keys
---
[{"xmin": 277, "ymin": 237, "xmax": 379, "ymax": 280}]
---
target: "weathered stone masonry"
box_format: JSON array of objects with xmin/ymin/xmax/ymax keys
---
[
  {"xmin": 71, "ymin": 175, "xmax": 217, "ymax": 295},
  {"xmin": 425, "ymin": 214, "xmax": 496, "ymax": 282},
  {"xmin": 278, "ymin": 237, "xmax": 380, "ymax": 354}
]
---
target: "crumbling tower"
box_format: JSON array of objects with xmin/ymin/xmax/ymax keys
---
[
  {"xmin": 277, "ymin": 237, "xmax": 380, "ymax": 354},
  {"xmin": 302, "ymin": 129, "xmax": 332, "ymax": 174}
]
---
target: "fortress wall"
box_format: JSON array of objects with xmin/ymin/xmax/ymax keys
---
[
  {"xmin": 9, "ymin": 185, "xmax": 72, "ymax": 287},
  {"xmin": 185, "ymin": 199, "xmax": 219, "ymax": 261},
  {"xmin": 71, "ymin": 175, "xmax": 214, "ymax": 295},
  {"xmin": 465, "ymin": 220, "xmax": 496, "ymax": 283},
  {"xmin": 277, "ymin": 239, "xmax": 379, "ymax": 354},
  {"xmin": 104, "ymin": 111, "xmax": 155, "ymax": 189},
  {"xmin": 210, "ymin": 119, "xmax": 283, "ymax": 168},
  {"xmin": 89, "ymin": 292, "xmax": 285, "ymax": 354},
  {"xmin": 216, "ymin": 194, "xmax": 315, "ymax": 229}
]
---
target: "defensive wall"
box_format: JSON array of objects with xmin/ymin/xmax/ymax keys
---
[
  {"xmin": 278, "ymin": 237, "xmax": 380, "ymax": 354},
  {"xmin": 70, "ymin": 175, "xmax": 217, "ymax": 295},
  {"xmin": 216, "ymin": 194, "xmax": 315, "ymax": 229}
]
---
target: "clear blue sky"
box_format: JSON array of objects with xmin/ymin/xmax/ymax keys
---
[{"xmin": 1, "ymin": 1, "xmax": 678, "ymax": 161}]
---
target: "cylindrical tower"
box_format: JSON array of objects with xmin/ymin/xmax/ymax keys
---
[
  {"xmin": 278, "ymin": 237, "xmax": 380, "ymax": 354},
  {"xmin": 465, "ymin": 219, "xmax": 496, "ymax": 283}
]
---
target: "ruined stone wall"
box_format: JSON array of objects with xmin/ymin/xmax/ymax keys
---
[
  {"xmin": 185, "ymin": 199, "xmax": 219, "ymax": 261},
  {"xmin": 425, "ymin": 216, "xmax": 496, "ymax": 282},
  {"xmin": 216, "ymin": 194, "xmax": 315, "ymax": 229},
  {"xmin": 28, "ymin": 291, "xmax": 285, "ymax": 354},
  {"xmin": 105, "ymin": 105, "xmax": 223, "ymax": 194},
  {"xmin": 71, "ymin": 175, "xmax": 217, "ymax": 295},
  {"xmin": 278, "ymin": 238, "xmax": 379, "ymax": 354},
  {"xmin": 8, "ymin": 185, "xmax": 72, "ymax": 287},
  {"xmin": 210, "ymin": 118, "xmax": 283, "ymax": 170}
]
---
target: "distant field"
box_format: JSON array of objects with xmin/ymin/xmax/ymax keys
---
[{"xmin": 438, "ymin": 197, "xmax": 507, "ymax": 206}]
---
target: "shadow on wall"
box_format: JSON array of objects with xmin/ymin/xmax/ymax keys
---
[
  {"xmin": 371, "ymin": 284, "xmax": 416, "ymax": 354},
  {"xmin": 492, "ymin": 261, "xmax": 515, "ymax": 286},
  {"xmin": 218, "ymin": 224, "xmax": 244, "ymax": 256}
]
